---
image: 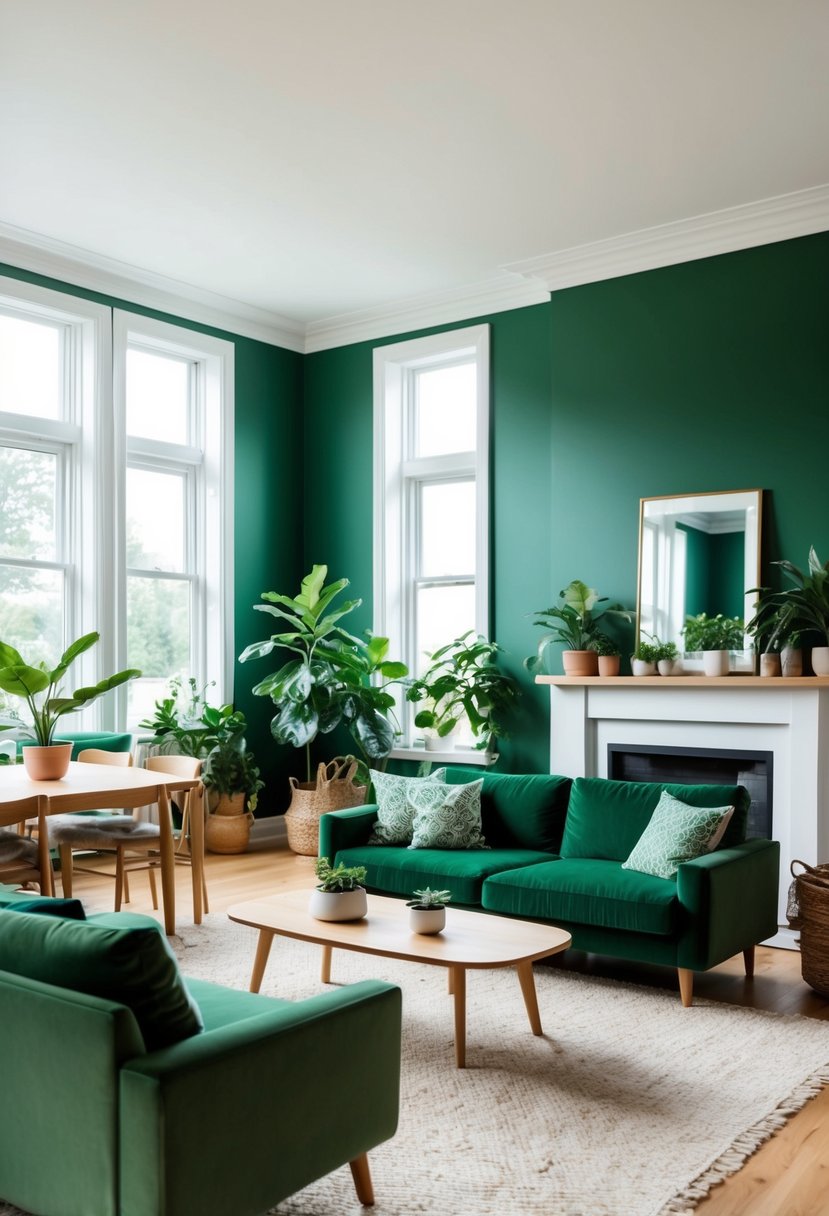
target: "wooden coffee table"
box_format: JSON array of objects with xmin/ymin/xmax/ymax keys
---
[{"xmin": 228, "ymin": 890, "xmax": 571, "ymax": 1068}]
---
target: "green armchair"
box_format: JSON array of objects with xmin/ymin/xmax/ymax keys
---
[{"xmin": 0, "ymin": 902, "xmax": 402, "ymax": 1216}]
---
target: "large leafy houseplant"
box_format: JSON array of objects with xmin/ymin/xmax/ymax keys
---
[
  {"xmin": 239, "ymin": 565, "xmax": 407, "ymax": 781},
  {"xmin": 0, "ymin": 632, "xmax": 139, "ymax": 747},
  {"xmin": 405, "ymin": 632, "xmax": 519, "ymax": 750},
  {"xmin": 748, "ymin": 548, "xmax": 829, "ymax": 647},
  {"xmin": 527, "ymin": 580, "xmax": 631, "ymax": 673},
  {"xmin": 681, "ymin": 613, "xmax": 745, "ymax": 652}
]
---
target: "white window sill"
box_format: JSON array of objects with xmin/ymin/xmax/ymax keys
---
[{"xmin": 389, "ymin": 746, "xmax": 498, "ymax": 767}]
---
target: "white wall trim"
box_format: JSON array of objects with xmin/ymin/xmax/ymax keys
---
[
  {"xmin": 504, "ymin": 183, "xmax": 829, "ymax": 293},
  {"xmin": 0, "ymin": 221, "xmax": 305, "ymax": 353}
]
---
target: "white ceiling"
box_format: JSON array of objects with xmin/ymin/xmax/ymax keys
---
[{"xmin": 2, "ymin": 0, "xmax": 828, "ymax": 345}]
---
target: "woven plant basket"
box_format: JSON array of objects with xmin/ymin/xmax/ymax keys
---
[
  {"xmin": 789, "ymin": 859, "xmax": 829, "ymax": 997},
  {"xmin": 284, "ymin": 758, "xmax": 367, "ymax": 856}
]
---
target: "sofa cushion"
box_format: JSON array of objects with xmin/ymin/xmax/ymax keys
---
[
  {"xmin": 482, "ymin": 858, "xmax": 679, "ymax": 936},
  {"xmin": 186, "ymin": 976, "xmax": 293, "ymax": 1030},
  {"xmin": 622, "ymin": 792, "xmax": 734, "ymax": 879},
  {"xmin": 559, "ymin": 778, "xmax": 749, "ymax": 862},
  {"xmin": 0, "ymin": 908, "xmax": 202, "ymax": 1051},
  {"xmin": 335, "ymin": 845, "xmax": 554, "ymax": 906},
  {"xmin": 444, "ymin": 768, "xmax": 571, "ymax": 851},
  {"xmin": 408, "ymin": 779, "xmax": 487, "ymax": 849},
  {"xmin": 368, "ymin": 769, "xmax": 447, "ymax": 845}
]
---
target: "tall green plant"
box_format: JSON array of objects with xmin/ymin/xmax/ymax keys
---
[
  {"xmin": 239, "ymin": 565, "xmax": 407, "ymax": 781},
  {"xmin": 526, "ymin": 580, "xmax": 631, "ymax": 672},
  {"xmin": 405, "ymin": 632, "xmax": 519, "ymax": 749}
]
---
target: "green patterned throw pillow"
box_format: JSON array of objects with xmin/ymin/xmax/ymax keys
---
[
  {"xmin": 408, "ymin": 779, "xmax": 488, "ymax": 850},
  {"xmin": 368, "ymin": 769, "xmax": 447, "ymax": 845},
  {"xmin": 622, "ymin": 790, "xmax": 734, "ymax": 880}
]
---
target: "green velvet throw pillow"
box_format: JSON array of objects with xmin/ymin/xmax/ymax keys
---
[
  {"xmin": 408, "ymin": 778, "xmax": 488, "ymax": 850},
  {"xmin": 368, "ymin": 768, "xmax": 447, "ymax": 845},
  {"xmin": 0, "ymin": 908, "xmax": 202, "ymax": 1051},
  {"xmin": 621, "ymin": 791, "xmax": 734, "ymax": 880}
]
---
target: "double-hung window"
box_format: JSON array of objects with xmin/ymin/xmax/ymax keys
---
[{"xmin": 373, "ymin": 325, "xmax": 489, "ymax": 757}]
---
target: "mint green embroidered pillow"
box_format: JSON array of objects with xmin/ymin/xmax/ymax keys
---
[
  {"xmin": 368, "ymin": 769, "xmax": 447, "ymax": 845},
  {"xmin": 408, "ymin": 779, "xmax": 488, "ymax": 850},
  {"xmin": 622, "ymin": 790, "xmax": 734, "ymax": 880}
]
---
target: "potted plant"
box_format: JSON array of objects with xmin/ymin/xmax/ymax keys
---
[
  {"xmin": 406, "ymin": 887, "xmax": 452, "ymax": 934},
  {"xmin": 758, "ymin": 548, "xmax": 829, "ymax": 677},
  {"xmin": 654, "ymin": 639, "xmax": 680, "ymax": 676},
  {"xmin": 201, "ymin": 707, "xmax": 264, "ymax": 854},
  {"xmin": 746, "ymin": 594, "xmax": 800, "ymax": 677},
  {"xmin": 592, "ymin": 634, "xmax": 621, "ymax": 676},
  {"xmin": 0, "ymin": 633, "xmax": 140, "ymax": 779},
  {"xmin": 630, "ymin": 640, "xmax": 660, "ymax": 676},
  {"xmin": 681, "ymin": 613, "xmax": 745, "ymax": 677},
  {"xmin": 527, "ymin": 580, "xmax": 631, "ymax": 677},
  {"xmin": 309, "ymin": 857, "xmax": 368, "ymax": 922},
  {"xmin": 405, "ymin": 632, "xmax": 519, "ymax": 753}
]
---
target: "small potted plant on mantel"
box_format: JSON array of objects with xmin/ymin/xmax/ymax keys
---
[
  {"xmin": 654, "ymin": 639, "xmax": 680, "ymax": 676},
  {"xmin": 681, "ymin": 613, "xmax": 744, "ymax": 677},
  {"xmin": 630, "ymin": 640, "xmax": 660, "ymax": 676},
  {"xmin": 528, "ymin": 580, "xmax": 631, "ymax": 677},
  {"xmin": 310, "ymin": 857, "xmax": 368, "ymax": 922},
  {"xmin": 406, "ymin": 887, "xmax": 452, "ymax": 935},
  {"xmin": 591, "ymin": 634, "xmax": 622, "ymax": 676}
]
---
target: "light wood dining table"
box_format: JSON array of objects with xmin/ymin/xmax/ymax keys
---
[{"xmin": 0, "ymin": 761, "xmax": 202, "ymax": 934}]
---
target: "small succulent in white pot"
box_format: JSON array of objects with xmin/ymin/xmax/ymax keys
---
[
  {"xmin": 309, "ymin": 857, "xmax": 368, "ymax": 922},
  {"xmin": 406, "ymin": 887, "xmax": 452, "ymax": 935}
]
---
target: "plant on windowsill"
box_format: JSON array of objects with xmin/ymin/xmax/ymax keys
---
[
  {"xmin": 405, "ymin": 632, "xmax": 519, "ymax": 754},
  {"xmin": 309, "ymin": 857, "xmax": 368, "ymax": 922},
  {"xmin": 0, "ymin": 633, "xmax": 140, "ymax": 780},
  {"xmin": 680, "ymin": 613, "xmax": 744, "ymax": 677},
  {"xmin": 527, "ymin": 580, "xmax": 632, "ymax": 677},
  {"xmin": 406, "ymin": 887, "xmax": 452, "ymax": 934}
]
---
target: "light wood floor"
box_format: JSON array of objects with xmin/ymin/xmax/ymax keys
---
[{"xmin": 66, "ymin": 844, "xmax": 829, "ymax": 1216}]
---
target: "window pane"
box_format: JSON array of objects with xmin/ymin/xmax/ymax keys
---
[
  {"xmin": 415, "ymin": 362, "xmax": 476, "ymax": 457},
  {"xmin": 126, "ymin": 348, "xmax": 190, "ymax": 444},
  {"xmin": 415, "ymin": 583, "xmax": 476, "ymax": 674},
  {"xmin": 420, "ymin": 480, "xmax": 475, "ymax": 577},
  {"xmin": 0, "ymin": 447, "xmax": 57, "ymax": 561},
  {"xmin": 0, "ymin": 314, "xmax": 63, "ymax": 420},
  {"xmin": 127, "ymin": 575, "xmax": 191, "ymax": 723},
  {"xmin": 0, "ymin": 564, "xmax": 63, "ymax": 670},
  {"xmin": 126, "ymin": 468, "xmax": 186, "ymax": 572}
]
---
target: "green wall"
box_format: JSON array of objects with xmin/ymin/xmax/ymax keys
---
[{"xmin": 0, "ymin": 262, "xmax": 304, "ymax": 810}]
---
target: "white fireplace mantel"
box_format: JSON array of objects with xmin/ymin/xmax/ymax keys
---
[{"xmin": 537, "ymin": 675, "xmax": 829, "ymax": 946}]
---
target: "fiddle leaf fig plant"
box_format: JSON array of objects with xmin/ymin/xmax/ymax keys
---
[{"xmin": 0, "ymin": 633, "xmax": 140, "ymax": 747}]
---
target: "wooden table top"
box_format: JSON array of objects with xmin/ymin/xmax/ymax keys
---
[
  {"xmin": 0, "ymin": 760, "xmax": 198, "ymax": 812},
  {"xmin": 228, "ymin": 889, "xmax": 571, "ymax": 970}
]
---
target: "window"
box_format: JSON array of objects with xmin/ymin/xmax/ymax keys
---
[
  {"xmin": 0, "ymin": 276, "xmax": 233, "ymax": 734},
  {"xmin": 373, "ymin": 325, "xmax": 489, "ymax": 757}
]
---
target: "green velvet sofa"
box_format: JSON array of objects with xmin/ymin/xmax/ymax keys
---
[
  {"xmin": 0, "ymin": 895, "xmax": 402, "ymax": 1216},
  {"xmin": 319, "ymin": 769, "xmax": 780, "ymax": 1006}
]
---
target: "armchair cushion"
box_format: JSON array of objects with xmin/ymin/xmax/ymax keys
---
[{"xmin": 0, "ymin": 908, "xmax": 202, "ymax": 1051}]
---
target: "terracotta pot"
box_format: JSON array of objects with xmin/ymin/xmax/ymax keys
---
[
  {"xmin": 811, "ymin": 646, "xmax": 829, "ymax": 677},
  {"xmin": 562, "ymin": 650, "xmax": 599, "ymax": 676},
  {"xmin": 781, "ymin": 647, "xmax": 803, "ymax": 678},
  {"xmin": 760, "ymin": 652, "xmax": 781, "ymax": 677},
  {"xmin": 21, "ymin": 743, "xmax": 72, "ymax": 781},
  {"xmin": 308, "ymin": 887, "xmax": 368, "ymax": 922},
  {"xmin": 597, "ymin": 655, "xmax": 621, "ymax": 676},
  {"xmin": 409, "ymin": 906, "xmax": 446, "ymax": 935},
  {"xmin": 205, "ymin": 810, "xmax": 253, "ymax": 854}
]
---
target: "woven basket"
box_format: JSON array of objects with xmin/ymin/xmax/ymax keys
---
[
  {"xmin": 284, "ymin": 758, "xmax": 367, "ymax": 856},
  {"xmin": 789, "ymin": 859, "xmax": 829, "ymax": 997}
]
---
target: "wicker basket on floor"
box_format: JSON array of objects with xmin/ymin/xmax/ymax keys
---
[
  {"xmin": 789, "ymin": 859, "xmax": 829, "ymax": 997},
  {"xmin": 284, "ymin": 758, "xmax": 367, "ymax": 856}
]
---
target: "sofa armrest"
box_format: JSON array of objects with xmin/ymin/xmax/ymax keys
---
[
  {"xmin": 119, "ymin": 979, "xmax": 401, "ymax": 1216},
  {"xmin": 676, "ymin": 839, "xmax": 780, "ymax": 970},
  {"xmin": 318, "ymin": 804, "xmax": 379, "ymax": 861}
]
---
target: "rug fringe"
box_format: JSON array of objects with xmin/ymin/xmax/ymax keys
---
[{"xmin": 660, "ymin": 1067, "xmax": 829, "ymax": 1214}]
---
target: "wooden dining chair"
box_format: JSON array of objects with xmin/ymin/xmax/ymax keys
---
[
  {"xmin": 145, "ymin": 754, "xmax": 208, "ymax": 915},
  {"xmin": 0, "ymin": 796, "xmax": 47, "ymax": 891}
]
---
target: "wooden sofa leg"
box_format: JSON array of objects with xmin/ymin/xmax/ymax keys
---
[
  {"xmin": 349, "ymin": 1153, "xmax": 375, "ymax": 1206},
  {"xmin": 677, "ymin": 968, "xmax": 694, "ymax": 1007},
  {"xmin": 743, "ymin": 946, "xmax": 755, "ymax": 978}
]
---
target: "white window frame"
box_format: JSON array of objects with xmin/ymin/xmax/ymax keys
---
[
  {"xmin": 373, "ymin": 324, "xmax": 490, "ymax": 764},
  {"xmin": 113, "ymin": 311, "xmax": 234, "ymax": 729}
]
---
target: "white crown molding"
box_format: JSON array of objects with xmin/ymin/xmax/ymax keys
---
[
  {"xmin": 304, "ymin": 274, "xmax": 549, "ymax": 353},
  {"xmin": 503, "ymin": 184, "xmax": 829, "ymax": 293},
  {"xmin": 0, "ymin": 221, "xmax": 306, "ymax": 352}
]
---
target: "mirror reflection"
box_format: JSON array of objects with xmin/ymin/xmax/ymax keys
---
[{"xmin": 637, "ymin": 490, "xmax": 763, "ymax": 669}]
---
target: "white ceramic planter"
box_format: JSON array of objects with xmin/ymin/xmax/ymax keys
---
[
  {"xmin": 702, "ymin": 650, "xmax": 729, "ymax": 677},
  {"xmin": 309, "ymin": 887, "xmax": 368, "ymax": 922},
  {"xmin": 631, "ymin": 659, "xmax": 656, "ymax": 676},
  {"xmin": 409, "ymin": 906, "xmax": 446, "ymax": 935},
  {"xmin": 812, "ymin": 646, "xmax": 829, "ymax": 676},
  {"xmin": 424, "ymin": 735, "xmax": 452, "ymax": 752},
  {"xmin": 657, "ymin": 659, "xmax": 675, "ymax": 676}
]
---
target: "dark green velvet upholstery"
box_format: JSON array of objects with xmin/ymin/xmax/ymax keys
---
[
  {"xmin": 0, "ymin": 919, "xmax": 402, "ymax": 1216},
  {"xmin": 337, "ymin": 844, "xmax": 555, "ymax": 906},
  {"xmin": 559, "ymin": 777, "xmax": 749, "ymax": 861},
  {"xmin": 444, "ymin": 767, "xmax": 572, "ymax": 850}
]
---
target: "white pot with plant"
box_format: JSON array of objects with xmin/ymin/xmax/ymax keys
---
[
  {"xmin": 406, "ymin": 632, "xmax": 519, "ymax": 755},
  {"xmin": 527, "ymin": 580, "xmax": 631, "ymax": 678},
  {"xmin": 681, "ymin": 613, "xmax": 744, "ymax": 677},
  {"xmin": 630, "ymin": 641, "xmax": 659, "ymax": 676},
  {"xmin": 0, "ymin": 633, "xmax": 139, "ymax": 780},
  {"xmin": 406, "ymin": 887, "xmax": 451, "ymax": 934},
  {"xmin": 652, "ymin": 639, "xmax": 680, "ymax": 675},
  {"xmin": 309, "ymin": 857, "xmax": 368, "ymax": 922}
]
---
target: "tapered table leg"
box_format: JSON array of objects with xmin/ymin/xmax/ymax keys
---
[
  {"xmin": 517, "ymin": 959, "xmax": 543, "ymax": 1035},
  {"xmin": 249, "ymin": 929, "xmax": 274, "ymax": 993},
  {"xmin": 452, "ymin": 966, "xmax": 467, "ymax": 1068},
  {"xmin": 157, "ymin": 786, "xmax": 176, "ymax": 935},
  {"xmin": 321, "ymin": 943, "xmax": 333, "ymax": 983}
]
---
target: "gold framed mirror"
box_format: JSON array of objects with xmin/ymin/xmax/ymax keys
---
[{"xmin": 636, "ymin": 489, "xmax": 763, "ymax": 671}]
